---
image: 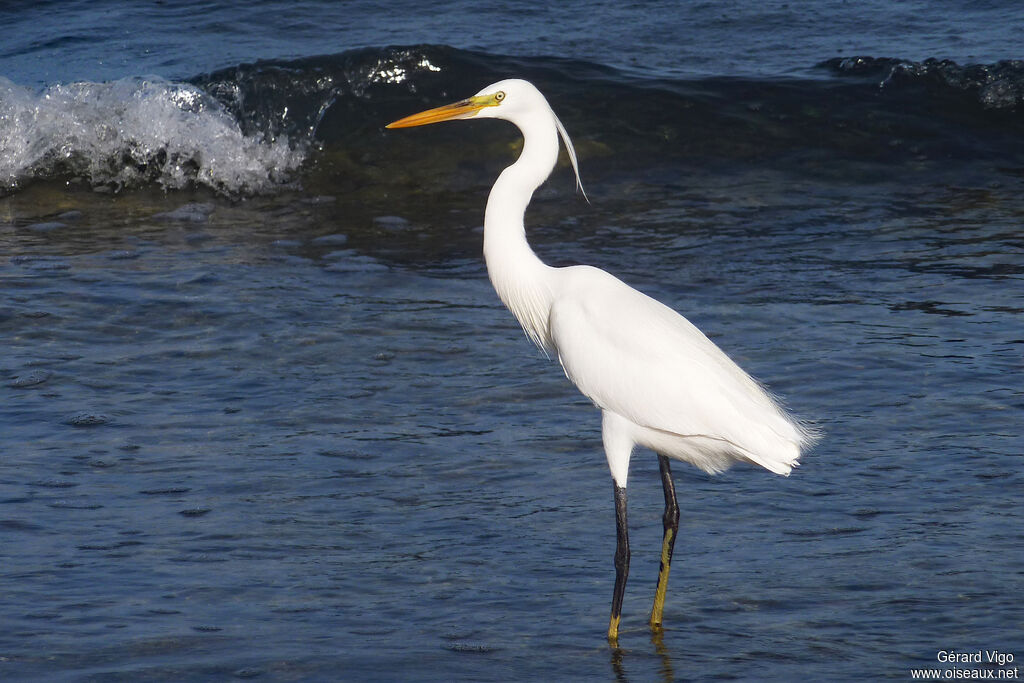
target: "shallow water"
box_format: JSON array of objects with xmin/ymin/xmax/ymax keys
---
[{"xmin": 2, "ymin": 2, "xmax": 1023, "ymax": 681}]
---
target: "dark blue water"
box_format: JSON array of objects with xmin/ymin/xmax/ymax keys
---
[{"xmin": 2, "ymin": 2, "xmax": 1022, "ymax": 681}]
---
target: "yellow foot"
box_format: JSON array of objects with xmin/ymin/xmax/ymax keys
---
[
  {"xmin": 649, "ymin": 529, "xmax": 673, "ymax": 629},
  {"xmin": 607, "ymin": 614, "xmax": 621, "ymax": 645}
]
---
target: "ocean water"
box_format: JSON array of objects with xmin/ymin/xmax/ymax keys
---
[{"xmin": 1, "ymin": 2, "xmax": 1022, "ymax": 681}]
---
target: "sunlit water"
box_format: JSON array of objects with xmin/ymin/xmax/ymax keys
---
[{"xmin": 2, "ymin": 2, "xmax": 1022, "ymax": 681}]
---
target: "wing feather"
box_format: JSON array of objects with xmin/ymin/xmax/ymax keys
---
[{"xmin": 548, "ymin": 266, "xmax": 804, "ymax": 464}]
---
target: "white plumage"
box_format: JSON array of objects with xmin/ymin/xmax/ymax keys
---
[
  {"xmin": 387, "ymin": 78, "xmax": 816, "ymax": 643},
  {"xmin": 466, "ymin": 79, "xmax": 811, "ymax": 483}
]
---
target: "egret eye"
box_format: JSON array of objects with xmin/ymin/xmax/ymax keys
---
[{"xmin": 494, "ymin": 91, "xmax": 506, "ymax": 102}]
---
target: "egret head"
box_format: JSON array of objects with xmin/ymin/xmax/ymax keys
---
[
  {"xmin": 386, "ymin": 79, "xmax": 586, "ymax": 199},
  {"xmin": 385, "ymin": 79, "xmax": 536, "ymax": 128}
]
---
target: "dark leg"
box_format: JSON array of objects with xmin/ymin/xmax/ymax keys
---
[
  {"xmin": 650, "ymin": 454, "xmax": 680, "ymax": 629},
  {"xmin": 608, "ymin": 483, "xmax": 630, "ymax": 644}
]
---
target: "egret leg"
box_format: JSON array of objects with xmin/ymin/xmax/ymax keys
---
[
  {"xmin": 608, "ymin": 483, "xmax": 630, "ymax": 644},
  {"xmin": 650, "ymin": 454, "xmax": 680, "ymax": 629}
]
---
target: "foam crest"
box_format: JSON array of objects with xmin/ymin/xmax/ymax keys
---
[{"xmin": 0, "ymin": 76, "xmax": 307, "ymax": 195}]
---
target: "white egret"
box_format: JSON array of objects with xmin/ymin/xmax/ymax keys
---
[{"xmin": 387, "ymin": 79, "xmax": 815, "ymax": 644}]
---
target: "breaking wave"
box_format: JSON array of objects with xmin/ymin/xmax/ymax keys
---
[
  {"xmin": 1, "ymin": 46, "xmax": 1022, "ymax": 197},
  {"xmin": 0, "ymin": 76, "xmax": 307, "ymax": 196}
]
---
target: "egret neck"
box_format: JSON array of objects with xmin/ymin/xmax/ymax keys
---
[{"xmin": 482, "ymin": 109, "xmax": 560, "ymax": 353}]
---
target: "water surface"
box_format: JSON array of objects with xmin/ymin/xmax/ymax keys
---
[{"xmin": 1, "ymin": 2, "xmax": 1022, "ymax": 680}]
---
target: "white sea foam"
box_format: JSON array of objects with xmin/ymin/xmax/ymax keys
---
[{"xmin": 0, "ymin": 76, "xmax": 307, "ymax": 195}]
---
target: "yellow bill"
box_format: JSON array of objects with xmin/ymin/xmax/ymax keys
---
[{"xmin": 386, "ymin": 93, "xmax": 503, "ymax": 128}]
